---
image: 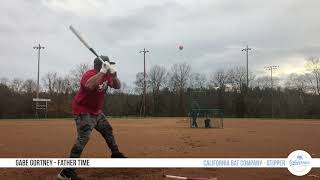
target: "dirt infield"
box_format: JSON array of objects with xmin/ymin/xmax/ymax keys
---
[{"xmin": 0, "ymin": 118, "xmax": 319, "ymax": 180}]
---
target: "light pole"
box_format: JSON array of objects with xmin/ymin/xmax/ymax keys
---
[
  {"xmin": 242, "ymin": 45, "xmax": 252, "ymax": 89},
  {"xmin": 33, "ymin": 44, "xmax": 45, "ymax": 99},
  {"xmin": 139, "ymin": 48, "xmax": 149, "ymax": 117},
  {"xmin": 265, "ymin": 65, "xmax": 279, "ymax": 119}
]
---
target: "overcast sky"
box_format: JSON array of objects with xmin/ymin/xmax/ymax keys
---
[{"xmin": 1, "ymin": 0, "xmax": 319, "ymax": 86}]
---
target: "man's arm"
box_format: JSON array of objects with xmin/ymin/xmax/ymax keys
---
[
  {"xmin": 110, "ymin": 73, "xmax": 121, "ymax": 89},
  {"xmin": 84, "ymin": 72, "xmax": 105, "ymax": 91},
  {"xmin": 85, "ymin": 61, "xmax": 112, "ymax": 91}
]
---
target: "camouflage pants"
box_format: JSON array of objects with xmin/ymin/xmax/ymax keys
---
[{"xmin": 69, "ymin": 113, "xmax": 119, "ymax": 158}]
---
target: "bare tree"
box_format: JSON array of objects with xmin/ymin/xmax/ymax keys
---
[
  {"xmin": 252, "ymin": 76, "xmax": 270, "ymax": 89},
  {"xmin": 228, "ymin": 66, "xmax": 255, "ymax": 92},
  {"xmin": 305, "ymin": 56, "xmax": 320, "ymax": 95},
  {"xmin": 10, "ymin": 78, "xmax": 23, "ymax": 93},
  {"xmin": 123, "ymin": 84, "xmax": 136, "ymax": 95},
  {"xmin": 42, "ymin": 72, "xmax": 58, "ymax": 94},
  {"xmin": 208, "ymin": 69, "xmax": 229, "ymax": 109},
  {"xmin": 252, "ymin": 76, "xmax": 280, "ymax": 90},
  {"xmin": 189, "ymin": 72, "xmax": 207, "ymax": 90},
  {"xmin": 54, "ymin": 76, "xmax": 69, "ymax": 94},
  {"xmin": 22, "ymin": 79, "xmax": 37, "ymax": 94},
  {"xmin": 148, "ymin": 65, "xmax": 168, "ymax": 115},
  {"xmin": 148, "ymin": 65, "xmax": 168, "ymax": 93},
  {"xmin": 209, "ymin": 69, "xmax": 229, "ymax": 90},
  {"xmin": 134, "ymin": 72, "xmax": 150, "ymax": 116},
  {"xmin": 285, "ymin": 73, "xmax": 308, "ymax": 93},
  {"xmin": 62, "ymin": 76, "xmax": 72, "ymax": 95},
  {"xmin": 119, "ymin": 82, "xmax": 129, "ymax": 94},
  {"xmin": 169, "ymin": 63, "xmax": 191, "ymax": 93},
  {"xmin": 0, "ymin": 77, "xmax": 9, "ymax": 86},
  {"xmin": 168, "ymin": 63, "xmax": 191, "ymax": 115},
  {"xmin": 228, "ymin": 67, "xmax": 246, "ymax": 92},
  {"xmin": 70, "ymin": 63, "xmax": 89, "ymax": 92},
  {"xmin": 134, "ymin": 72, "xmax": 147, "ymax": 94},
  {"xmin": 303, "ymin": 73, "xmax": 317, "ymax": 94}
]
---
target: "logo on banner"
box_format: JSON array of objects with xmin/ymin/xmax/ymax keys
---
[{"xmin": 287, "ymin": 150, "xmax": 312, "ymax": 176}]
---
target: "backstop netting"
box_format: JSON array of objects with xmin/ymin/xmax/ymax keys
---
[
  {"xmin": 188, "ymin": 109, "xmax": 224, "ymax": 128},
  {"xmin": 187, "ymin": 90, "xmax": 224, "ymax": 128}
]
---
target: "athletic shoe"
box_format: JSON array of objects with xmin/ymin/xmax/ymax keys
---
[
  {"xmin": 57, "ymin": 169, "xmax": 82, "ymax": 180},
  {"xmin": 111, "ymin": 151, "xmax": 127, "ymax": 158}
]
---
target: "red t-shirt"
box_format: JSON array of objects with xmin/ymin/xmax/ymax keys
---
[{"xmin": 72, "ymin": 69, "xmax": 114, "ymax": 115}]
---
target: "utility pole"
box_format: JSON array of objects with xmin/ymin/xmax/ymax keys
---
[
  {"xmin": 33, "ymin": 44, "xmax": 45, "ymax": 99},
  {"xmin": 242, "ymin": 45, "xmax": 252, "ymax": 89},
  {"xmin": 139, "ymin": 48, "xmax": 149, "ymax": 117},
  {"xmin": 265, "ymin": 65, "xmax": 279, "ymax": 119}
]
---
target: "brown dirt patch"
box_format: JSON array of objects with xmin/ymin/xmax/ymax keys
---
[{"xmin": 0, "ymin": 118, "xmax": 319, "ymax": 179}]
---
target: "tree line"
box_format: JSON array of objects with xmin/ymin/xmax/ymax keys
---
[{"xmin": 0, "ymin": 57, "xmax": 320, "ymax": 119}]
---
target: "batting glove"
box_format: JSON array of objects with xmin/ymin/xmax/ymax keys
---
[
  {"xmin": 109, "ymin": 64, "xmax": 117, "ymax": 74},
  {"xmin": 100, "ymin": 61, "xmax": 111, "ymax": 74}
]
